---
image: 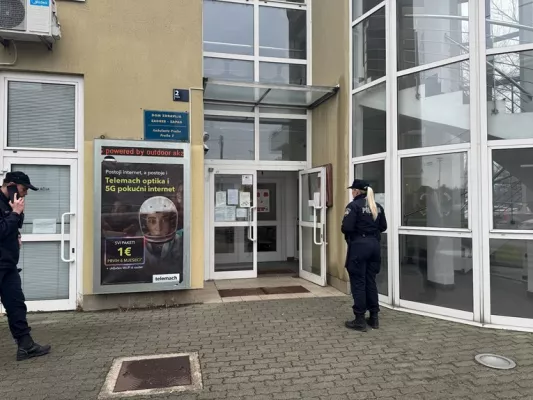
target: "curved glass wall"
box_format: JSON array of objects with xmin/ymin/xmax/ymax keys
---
[{"xmin": 351, "ymin": 1, "xmax": 533, "ymax": 329}]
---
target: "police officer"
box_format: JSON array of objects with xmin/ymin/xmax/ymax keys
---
[
  {"xmin": 0, "ymin": 171, "xmax": 51, "ymax": 360},
  {"xmin": 342, "ymin": 179, "xmax": 387, "ymax": 332}
]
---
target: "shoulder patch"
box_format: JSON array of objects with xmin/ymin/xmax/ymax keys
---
[{"xmin": 344, "ymin": 208, "xmax": 351, "ymax": 216}]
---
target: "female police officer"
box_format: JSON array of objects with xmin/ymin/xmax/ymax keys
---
[{"xmin": 341, "ymin": 179, "xmax": 387, "ymax": 332}]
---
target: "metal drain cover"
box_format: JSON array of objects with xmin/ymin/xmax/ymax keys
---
[
  {"xmin": 475, "ymin": 354, "xmax": 516, "ymax": 370},
  {"xmin": 98, "ymin": 353, "xmax": 202, "ymax": 399}
]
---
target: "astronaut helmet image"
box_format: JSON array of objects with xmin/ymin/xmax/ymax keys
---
[{"xmin": 139, "ymin": 196, "xmax": 178, "ymax": 244}]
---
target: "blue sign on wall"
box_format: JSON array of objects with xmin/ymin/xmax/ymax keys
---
[
  {"xmin": 144, "ymin": 110, "xmax": 189, "ymax": 142},
  {"xmin": 30, "ymin": 0, "xmax": 50, "ymax": 6}
]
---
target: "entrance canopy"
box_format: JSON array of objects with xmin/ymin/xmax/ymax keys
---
[{"xmin": 203, "ymin": 78, "xmax": 339, "ymax": 110}]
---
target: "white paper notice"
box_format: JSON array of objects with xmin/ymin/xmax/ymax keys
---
[
  {"xmin": 225, "ymin": 206, "xmax": 236, "ymax": 222},
  {"xmin": 32, "ymin": 219, "xmax": 57, "ymax": 234},
  {"xmin": 215, "ymin": 207, "xmax": 226, "ymax": 222},
  {"xmin": 242, "ymin": 174, "xmax": 253, "ymax": 185},
  {"xmin": 239, "ymin": 192, "xmax": 251, "ymax": 208},
  {"xmin": 216, "ymin": 191, "xmax": 226, "ymax": 207},
  {"xmin": 236, "ymin": 208, "xmax": 248, "ymax": 219},
  {"xmin": 227, "ymin": 189, "xmax": 239, "ymax": 205}
]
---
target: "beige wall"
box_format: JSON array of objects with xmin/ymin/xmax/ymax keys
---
[
  {"xmin": 311, "ymin": 0, "xmax": 350, "ymax": 288},
  {"xmin": 0, "ymin": 0, "xmax": 205, "ymax": 296}
]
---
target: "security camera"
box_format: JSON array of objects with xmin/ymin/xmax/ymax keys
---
[{"xmin": 203, "ymin": 132, "xmax": 210, "ymax": 155}]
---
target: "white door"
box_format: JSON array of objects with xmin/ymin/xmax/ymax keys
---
[
  {"xmin": 3, "ymin": 158, "xmax": 78, "ymax": 312},
  {"xmin": 210, "ymin": 169, "xmax": 257, "ymax": 280},
  {"xmin": 299, "ymin": 167, "xmax": 327, "ymax": 286}
]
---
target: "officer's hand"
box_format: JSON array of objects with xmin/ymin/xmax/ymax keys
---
[{"xmin": 10, "ymin": 194, "xmax": 25, "ymax": 215}]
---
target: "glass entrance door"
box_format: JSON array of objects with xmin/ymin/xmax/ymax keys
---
[
  {"xmin": 3, "ymin": 158, "xmax": 78, "ymax": 312},
  {"xmin": 299, "ymin": 167, "xmax": 327, "ymax": 286},
  {"xmin": 210, "ymin": 169, "xmax": 257, "ymax": 280}
]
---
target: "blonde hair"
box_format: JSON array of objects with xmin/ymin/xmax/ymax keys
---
[{"xmin": 365, "ymin": 186, "xmax": 379, "ymax": 221}]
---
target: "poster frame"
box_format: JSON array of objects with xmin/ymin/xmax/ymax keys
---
[{"xmin": 93, "ymin": 139, "xmax": 191, "ymax": 294}]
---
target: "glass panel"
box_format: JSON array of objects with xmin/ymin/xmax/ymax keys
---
[
  {"xmin": 19, "ymin": 242, "xmax": 70, "ymax": 301},
  {"xmin": 354, "ymin": 161, "xmax": 388, "ymax": 296},
  {"xmin": 214, "ymin": 227, "xmax": 253, "ymax": 272},
  {"xmin": 402, "ymin": 152, "xmax": 468, "ymax": 229},
  {"xmin": 259, "ymin": 6, "xmax": 306, "ymax": 59},
  {"xmin": 214, "ymin": 174, "xmax": 254, "ymax": 222},
  {"xmin": 259, "ymin": 62, "xmax": 307, "ymax": 85},
  {"xmin": 352, "ymin": 7, "xmax": 386, "ymax": 89},
  {"xmin": 400, "ymin": 235, "xmax": 473, "ymax": 312},
  {"xmin": 7, "ymin": 81, "xmax": 75, "ymax": 149},
  {"xmin": 492, "ymin": 148, "xmax": 533, "ymax": 230},
  {"xmin": 487, "ymin": 51, "xmax": 533, "ymax": 141},
  {"xmin": 262, "ymin": 87, "xmax": 327, "ymax": 107},
  {"xmin": 352, "ymin": 82, "xmax": 386, "ymax": 157},
  {"xmin": 257, "ymin": 226, "xmax": 277, "ymax": 253},
  {"xmin": 301, "ymin": 172, "xmax": 321, "ymax": 223},
  {"xmin": 204, "ymin": 116, "xmax": 255, "ymax": 160},
  {"xmin": 203, "ymin": 0, "xmax": 253, "ymax": 55},
  {"xmin": 487, "ymin": 0, "xmax": 533, "ymax": 50},
  {"xmin": 259, "ymin": 118, "xmax": 306, "ymax": 161},
  {"xmin": 398, "ymin": 61, "xmax": 471, "ymax": 150},
  {"xmin": 397, "ymin": 0, "xmax": 469, "ymax": 71},
  {"xmin": 352, "ymin": 0, "xmax": 383, "ymax": 22},
  {"xmin": 13, "ymin": 164, "xmax": 70, "ymax": 235},
  {"xmin": 378, "ymin": 233, "xmax": 388, "ymax": 296},
  {"xmin": 205, "ymin": 103, "xmax": 254, "ymax": 113},
  {"xmin": 301, "ymin": 226, "xmax": 321, "ymax": 276},
  {"xmin": 204, "ymin": 58, "xmax": 254, "ymax": 82},
  {"xmin": 259, "ymin": 107, "xmax": 307, "ymax": 115},
  {"xmin": 490, "ymin": 238, "xmax": 533, "ymax": 319},
  {"xmin": 203, "ymin": 82, "xmax": 269, "ymax": 104}
]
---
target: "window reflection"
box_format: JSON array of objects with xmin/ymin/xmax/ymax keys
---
[
  {"xmin": 397, "ymin": 0, "xmax": 469, "ymax": 71},
  {"xmin": 259, "ymin": 119, "xmax": 306, "ymax": 161},
  {"xmin": 259, "ymin": 62, "xmax": 307, "ymax": 85},
  {"xmin": 204, "ymin": 116, "xmax": 255, "ymax": 160},
  {"xmin": 492, "ymin": 148, "xmax": 533, "ymax": 230},
  {"xmin": 203, "ymin": 58, "xmax": 254, "ymax": 82},
  {"xmin": 402, "ymin": 153, "xmax": 468, "ymax": 229},
  {"xmin": 487, "ymin": 0, "xmax": 533, "ymax": 49},
  {"xmin": 490, "ymin": 239, "xmax": 533, "ymax": 319},
  {"xmin": 352, "ymin": 0, "xmax": 383, "ymax": 22},
  {"xmin": 259, "ymin": 7, "xmax": 306, "ymax": 59},
  {"xmin": 400, "ymin": 235, "xmax": 473, "ymax": 312},
  {"xmin": 487, "ymin": 51, "xmax": 533, "ymax": 141},
  {"xmin": 398, "ymin": 61, "xmax": 471, "ymax": 149},
  {"xmin": 352, "ymin": 82, "xmax": 386, "ymax": 157},
  {"xmin": 203, "ymin": 0, "xmax": 254, "ymax": 56},
  {"xmin": 353, "ymin": 8, "xmax": 386, "ymax": 89}
]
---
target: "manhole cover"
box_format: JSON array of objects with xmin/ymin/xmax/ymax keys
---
[
  {"xmin": 98, "ymin": 353, "xmax": 202, "ymax": 399},
  {"xmin": 475, "ymin": 354, "xmax": 517, "ymax": 370},
  {"xmin": 114, "ymin": 356, "xmax": 191, "ymax": 392}
]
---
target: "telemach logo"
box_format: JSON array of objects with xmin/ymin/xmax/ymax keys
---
[{"xmin": 153, "ymin": 274, "xmax": 180, "ymax": 283}]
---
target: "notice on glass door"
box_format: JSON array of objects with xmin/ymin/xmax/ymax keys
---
[{"xmin": 32, "ymin": 219, "xmax": 57, "ymax": 234}]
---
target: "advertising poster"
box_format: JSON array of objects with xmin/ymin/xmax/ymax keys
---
[
  {"xmin": 99, "ymin": 146, "xmax": 186, "ymax": 286},
  {"xmin": 257, "ymin": 189, "xmax": 270, "ymax": 213}
]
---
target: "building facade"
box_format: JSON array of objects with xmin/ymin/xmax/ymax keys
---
[{"xmin": 1, "ymin": 0, "xmax": 532, "ymax": 331}]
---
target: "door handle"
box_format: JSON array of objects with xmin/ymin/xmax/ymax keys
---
[
  {"xmin": 61, "ymin": 212, "xmax": 75, "ymax": 263},
  {"xmin": 313, "ymin": 207, "xmax": 323, "ymax": 246},
  {"xmin": 248, "ymin": 206, "xmax": 257, "ymax": 242}
]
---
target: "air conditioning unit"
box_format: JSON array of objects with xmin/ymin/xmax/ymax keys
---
[{"xmin": 0, "ymin": 0, "xmax": 61, "ymax": 45}]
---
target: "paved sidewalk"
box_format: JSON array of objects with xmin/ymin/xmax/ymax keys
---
[{"xmin": 1, "ymin": 297, "xmax": 533, "ymax": 400}]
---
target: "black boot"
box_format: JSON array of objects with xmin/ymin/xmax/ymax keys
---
[
  {"xmin": 16, "ymin": 335, "xmax": 51, "ymax": 361},
  {"xmin": 345, "ymin": 314, "xmax": 368, "ymax": 332},
  {"xmin": 367, "ymin": 313, "xmax": 379, "ymax": 329}
]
